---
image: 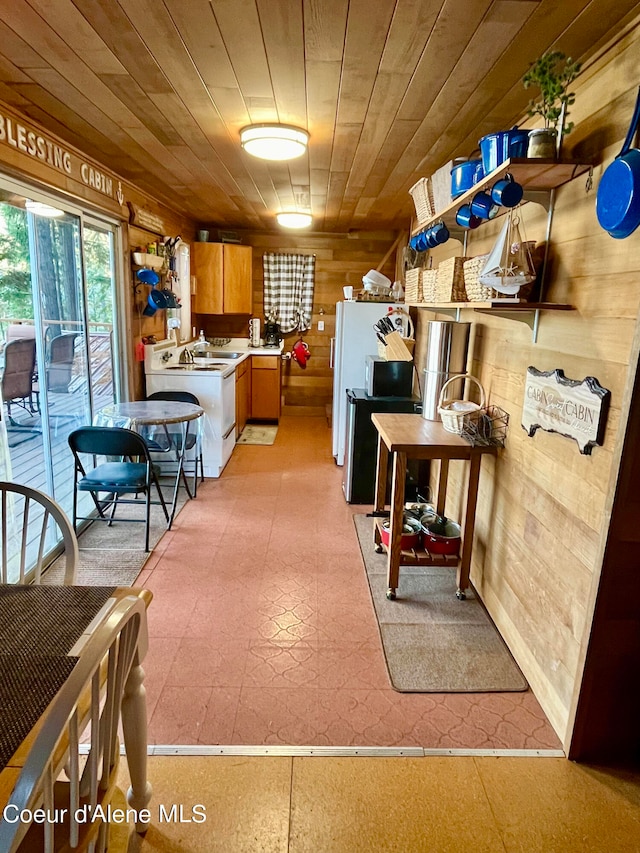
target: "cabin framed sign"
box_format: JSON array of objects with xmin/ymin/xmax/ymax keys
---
[{"xmin": 521, "ymin": 367, "xmax": 610, "ymax": 455}]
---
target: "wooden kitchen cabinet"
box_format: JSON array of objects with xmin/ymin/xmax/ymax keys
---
[
  {"xmin": 250, "ymin": 356, "xmax": 281, "ymax": 421},
  {"xmin": 192, "ymin": 243, "xmax": 252, "ymax": 314},
  {"xmin": 235, "ymin": 357, "xmax": 250, "ymax": 438}
]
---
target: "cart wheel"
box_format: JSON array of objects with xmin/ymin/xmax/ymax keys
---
[
  {"xmin": 386, "ymin": 588, "xmax": 396, "ymax": 600},
  {"xmin": 375, "ymin": 544, "xmax": 383, "ymax": 553},
  {"xmin": 456, "ymin": 589, "xmax": 466, "ymax": 601}
]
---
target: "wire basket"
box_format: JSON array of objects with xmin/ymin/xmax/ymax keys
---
[{"xmin": 460, "ymin": 405, "xmax": 510, "ymax": 447}]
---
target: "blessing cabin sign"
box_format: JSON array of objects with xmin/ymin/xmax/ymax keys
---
[{"xmin": 522, "ymin": 367, "xmax": 610, "ymax": 455}]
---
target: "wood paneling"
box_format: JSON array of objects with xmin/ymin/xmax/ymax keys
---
[
  {"xmin": 410, "ymin": 19, "xmax": 640, "ymax": 747},
  {"xmin": 0, "ymin": 1, "xmax": 636, "ymax": 232}
]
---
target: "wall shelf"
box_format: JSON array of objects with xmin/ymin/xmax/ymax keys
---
[
  {"xmin": 404, "ymin": 301, "xmax": 574, "ymax": 342},
  {"xmin": 411, "ymin": 158, "xmax": 591, "ymax": 235},
  {"xmin": 132, "ymin": 252, "xmax": 165, "ymax": 271}
]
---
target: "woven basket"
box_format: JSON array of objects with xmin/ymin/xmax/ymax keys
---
[
  {"xmin": 435, "ymin": 256, "xmax": 468, "ymax": 302},
  {"xmin": 422, "ymin": 269, "xmax": 437, "ymax": 302},
  {"xmin": 463, "ymin": 245, "xmax": 538, "ymax": 301},
  {"xmin": 404, "ymin": 268, "xmax": 422, "ymax": 303},
  {"xmin": 430, "ymin": 162, "xmax": 453, "ymax": 214},
  {"xmin": 408, "ymin": 177, "xmax": 434, "ymax": 226},
  {"xmin": 463, "ymin": 255, "xmax": 492, "ymax": 301},
  {"xmin": 438, "ymin": 374, "xmax": 486, "ymax": 434}
]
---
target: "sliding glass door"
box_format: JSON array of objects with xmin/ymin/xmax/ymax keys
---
[{"xmin": 0, "ymin": 180, "xmax": 122, "ymax": 578}]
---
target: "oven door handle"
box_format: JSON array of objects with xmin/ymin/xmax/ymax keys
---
[{"xmin": 223, "ymin": 422, "xmax": 236, "ymax": 441}]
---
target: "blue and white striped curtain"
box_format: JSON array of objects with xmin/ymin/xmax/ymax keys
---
[{"xmin": 262, "ymin": 253, "xmax": 315, "ymax": 333}]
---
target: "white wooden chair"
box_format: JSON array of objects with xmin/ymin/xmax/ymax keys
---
[
  {"xmin": 0, "ymin": 595, "xmax": 151, "ymax": 852},
  {"xmin": 0, "ymin": 480, "xmax": 78, "ymax": 584}
]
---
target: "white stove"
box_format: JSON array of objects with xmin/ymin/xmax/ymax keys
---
[{"xmin": 144, "ymin": 340, "xmax": 239, "ymax": 477}]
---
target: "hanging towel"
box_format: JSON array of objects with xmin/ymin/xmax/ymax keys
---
[{"xmin": 263, "ymin": 253, "xmax": 316, "ymax": 333}]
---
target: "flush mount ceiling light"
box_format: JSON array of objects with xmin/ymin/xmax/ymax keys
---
[
  {"xmin": 25, "ymin": 199, "xmax": 64, "ymax": 218},
  {"xmin": 276, "ymin": 212, "xmax": 313, "ymax": 229},
  {"xmin": 240, "ymin": 124, "xmax": 309, "ymax": 161}
]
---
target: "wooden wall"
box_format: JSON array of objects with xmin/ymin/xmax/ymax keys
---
[
  {"xmin": 193, "ymin": 229, "xmax": 400, "ymax": 414},
  {"xmin": 411, "ymin": 18, "xmax": 640, "ymax": 748}
]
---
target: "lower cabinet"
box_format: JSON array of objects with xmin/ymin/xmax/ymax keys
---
[
  {"xmin": 250, "ymin": 356, "xmax": 281, "ymax": 421},
  {"xmin": 235, "ymin": 358, "xmax": 250, "ymax": 439}
]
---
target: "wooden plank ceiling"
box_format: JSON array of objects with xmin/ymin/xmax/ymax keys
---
[{"xmin": 0, "ymin": 0, "xmax": 636, "ymax": 233}]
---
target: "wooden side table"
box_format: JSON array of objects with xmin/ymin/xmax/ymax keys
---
[{"xmin": 371, "ymin": 413, "xmax": 497, "ymax": 600}]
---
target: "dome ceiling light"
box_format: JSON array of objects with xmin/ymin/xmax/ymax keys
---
[
  {"xmin": 276, "ymin": 212, "xmax": 313, "ymax": 229},
  {"xmin": 240, "ymin": 124, "xmax": 309, "ymax": 161}
]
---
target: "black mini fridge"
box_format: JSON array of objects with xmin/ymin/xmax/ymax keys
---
[{"xmin": 342, "ymin": 388, "xmax": 418, "ymax": 504}]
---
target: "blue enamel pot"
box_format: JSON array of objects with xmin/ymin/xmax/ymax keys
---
[
  {"xmin": 596, "ymin": 86, "xmax": 640, "ymax": 239},
  {"xmin": 479, "ymin": 128, "xmax": 529, "ymax": 175},
  {"xmin": 451, "ymin": 159, "xmax": 483, "ymax": 198}
]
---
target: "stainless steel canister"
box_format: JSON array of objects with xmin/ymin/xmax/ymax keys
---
[{"xmin": 422, "ymin": 321, "xmax": 470, "ymax": 420}]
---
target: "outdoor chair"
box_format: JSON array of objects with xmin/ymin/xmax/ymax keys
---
[
  {"xmin": 68, "ymin": 426, "xmax": 169, "ymax": 552},
  {"xmin": 46, "ymin": 331, "xmax": 80, "ymax": 393},
  {"xmin": 0, "ymin": 480, "xmax": 78, "ymax": 584},
  {"xmin": 145, "ymin": 390, "xmax": 205, "ymax": 496},
  {"xmin": 1, "ymin": 338, "xmax": 38, "ymax": 421}
]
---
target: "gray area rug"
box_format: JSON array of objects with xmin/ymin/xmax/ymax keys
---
[
  {"xmin": 237, "ymin": 425, "xmax": 278, "ymax": 445},
  {"xmin": 354, "ymin": 514, "xmax": 528, "ymax": 693},
  {"xmin": 44, "ymin": 485, "xmax": 189, "ymax": 586}
]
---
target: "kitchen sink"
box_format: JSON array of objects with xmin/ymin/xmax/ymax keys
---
[
  {"xmin": 165, "ymin": 364, "xmax": 225, "ymax": 371},
  {"xmin": 195, "ymin": 351, "xmax": 244, "ymax": 359}
]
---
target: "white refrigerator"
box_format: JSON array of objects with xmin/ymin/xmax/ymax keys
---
[{"xmin": 331, "ymin": 300, "xmax": 395, "ymax": 466}]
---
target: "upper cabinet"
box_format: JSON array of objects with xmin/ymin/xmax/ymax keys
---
[{"xmin": 193, "ymin": 243, "xmax": 252, "ymax": 314}]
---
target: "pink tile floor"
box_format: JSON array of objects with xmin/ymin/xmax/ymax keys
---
[{"xmin": 138, "ymin": 415, "xmax": 562, "ymax": 751}]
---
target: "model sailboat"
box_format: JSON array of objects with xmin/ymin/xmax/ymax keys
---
[{"xmin": 479, "ymin": 210, "xmax": 535, "ymax": 296}]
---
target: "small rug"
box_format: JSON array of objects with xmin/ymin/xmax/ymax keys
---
[
  {"xmin": 354, "ymin": 514, "xmax": 528, "ymax": 693},
  {"xmin": 44, "ymin": 485, "xmax": 190, "ymax": 586},
  {"xmin": 237, "ymin": 424, "xmax": 278, "ymax": 445}
]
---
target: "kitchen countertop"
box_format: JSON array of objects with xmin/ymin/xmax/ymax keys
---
[{"xmin": 147, "ymin": 338, "xmax": 283, "ymax": 376}]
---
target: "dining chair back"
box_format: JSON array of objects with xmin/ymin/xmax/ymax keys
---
[
  {"xmin": 2, "ymin": 338, "xmax": 38, "ymax": 420},
  {"xmin": 145, "ymin": 390, "xmax": 205, "ymax": 496},
  {"xmin": 0, "ymin": 595, "xmax": 148, "ymax": 853},
  {"xmin": 0, "ymin": 480, "xmax": 78, "ymax": 584},
  {"xmin": 68, "ymin": 426, "xmax": 169, "ymax": 552}
]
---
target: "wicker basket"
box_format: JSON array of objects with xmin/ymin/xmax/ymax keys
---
[
  {"xmin": 463, "ymin": 246, "xmax": 538, "ymax": 301},
  {"xmin": 438, "ymin": 374, "xmax": 486, "ymax": 434},
  {"xmin": 435, "ymin": 256, "xmax": 468, "ymax": 302},
  {"xmin": 430, "ymin": 162, "xmax": 453, "ymax": 214},
  {"xmin": 421, "ymin": 269, "xmax": 437, "ymax": 302},
  {"xmin": 463, "ymin": 255, "xmax": 492, "ymax": 301},
  {"xmin": 404, "ymin": 268, "xmax": 422, "ymax": 303},
  {"xmin": 408, "ymin": 177, "xmax": 434, "ymax": 226}
]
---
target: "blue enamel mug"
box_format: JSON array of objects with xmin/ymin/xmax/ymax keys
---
[
  {"xmin": 491, "ymin": 175, "xmax": 524, "ymax": 208},
  {"xmin": 414, "ymin": 231, "xmax": 430, "ymax": 251},
  {"xmin": 429, "ymin": 222, "xmax": 450, "ymax": 245},
  {"xmin": 455, "ymin": 204, "xmax": 481, "ymax": 229},
  {"xmin": 470, "ymin": 191, "xmax": 500, "ymax": 220}
]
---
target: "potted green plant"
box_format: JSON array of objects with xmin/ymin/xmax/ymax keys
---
[{"xmin": 522, "ymin": 51, "xmax": 582, "ymax": 158}]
